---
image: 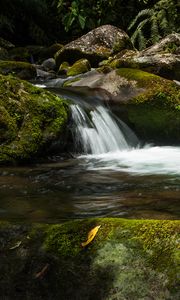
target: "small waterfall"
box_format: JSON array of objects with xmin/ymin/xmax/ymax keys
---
[{"xmin": 71, "ymin": 104, "xmax": 138, "ymax": 154}]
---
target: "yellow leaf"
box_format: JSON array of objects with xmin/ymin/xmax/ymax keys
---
[{"xmin": 81, "ymin": 225, "xmax": 101, "ymax": 247}]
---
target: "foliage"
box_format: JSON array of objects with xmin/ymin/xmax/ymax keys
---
[
  {"xmin": 128, "ymin": 0, "xmax": 179, "ymax": 50},
  {"xmin": 0, "ymin": 0, "xmax": 55, "ymax": 44}
]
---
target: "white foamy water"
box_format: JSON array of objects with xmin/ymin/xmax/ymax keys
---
[
  {"xmin": 80, "ymin": 146, "xmax": 180, "ymax": 175},
  {"xmin": 71, "ymin": 104, "xmax": 138, "ymax": 154}
]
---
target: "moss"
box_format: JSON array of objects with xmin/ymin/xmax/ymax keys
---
[
  {"xmin": 63, "ymin": 76, "xmax": 81, "ymax": 87},
  {"xmin": 0, "ymin": 219, "xmax": 179, "ymax": 299},
  {"xmin": 0, "ymin": 60, "xmax": 36, "ymax": 79},
  {"xmin": 67, "ymin": 58, "xmax": 91, "ymax": 76},
  {"xmin": 0, "ymin": 74, "xmax": 69, "ymax": 164},
  {"xmin": 114, "ymin": 68, "xmax": 180, "ymax": 143},
  {"xmin": 113, "ymin": 37, "xmax": 134, "ymax": 53}
]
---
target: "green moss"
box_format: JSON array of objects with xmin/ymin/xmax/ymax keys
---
[
  {"xmin": 115, "ymin": 68, "xmax": 180, "ymax": 142},
  {"xmin": 67, "ymin": 58, "xmax": 91, "ymax": 76},
  {"xmin": 63, "ymin": 77, "xmax": 81, "ymax": 87},
  {"xmin": 0, "ymin": 74, "xmax": 69, "ymax": 164},
  {"xmin": 0, "ymin": 60, "xmax": 36, "ymax": 79},
  {"xmin": 0, "ymin": 219, "xmax": 179, "ymax": 299},
  {"xmin": 113, "ymin": 38, "xmax": 133, "ymax": 53}
]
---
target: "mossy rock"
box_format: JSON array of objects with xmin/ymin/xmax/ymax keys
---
[
  {"xmin": 58, "ymin": 61, "xmax": 70, "ymax": 75},
  {"xmin": 0, "ymin": 74, "xmax": 69, "ymax": 165},
  {"xmin": 114, "ymin": 68, "xmax": 180, "ymax": 144},
  {"xmin": 0, "ymin": 60, "xmax": 37, "ymax": 80},
  {"xmin": 55, "ymin": 25, "xmax": 133, "ymax": 68},
  {"xmin": 0, "ymin": 218, "xmax": 179, "ymax": 299},
  {"xmin": 106, "ymin": 34, "xmax": 180, "ymax": 81},
  {"xmin": 67, "ymin": 58, "xmax": 91, "ymax": 76},
  {"xmin": 8, "ymin": 47, "xmax": 32, "ymax": 62}
]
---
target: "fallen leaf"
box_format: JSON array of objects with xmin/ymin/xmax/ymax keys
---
[
  {"xmin": 34, "ymin": 263, "xmax": 50, "ymax": 279},
  {"xmin": 10, "ymin": 241, "xmax": 22, "ymax": 250},
  {"xmin": 81, "ymin": 225, "xmax": 101, "ymax": 247}
]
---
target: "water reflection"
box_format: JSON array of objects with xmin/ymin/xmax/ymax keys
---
[{"xmin": 0, "ymin": 157, "xmax": 179, "ymax": 222}]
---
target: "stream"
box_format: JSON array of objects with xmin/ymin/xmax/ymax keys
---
[{"xmin": 0, "ymin": 85, "xmax": 180, "ymax": 222}]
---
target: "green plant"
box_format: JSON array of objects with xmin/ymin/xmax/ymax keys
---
[{"xmin": 128, "ymin": 0, "xmax": 179, "ymax": 50}]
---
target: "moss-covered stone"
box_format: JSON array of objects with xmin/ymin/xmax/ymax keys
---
[
  {"xmin": 0, "ymin": 74, "xmax": 69, "ymax": 165},
  {"xmin": 8, "ymin": 46, "xmax": 32, "ymax": 62},
  {"xmin": 58, "ymin": 61, "xmax": 70, "ymax": 75},
  {"xmin": 114, "ymin": 68, "xmax": 180, "ymax": 144},
  {"xmin": 67, "ymin": 58, "xmax": 91, "ymax": 76},
  {"xmin": 55, "ymin": 25, "xmax": 134, "ymax": 68},
  {"xmin": 0, "ymin": 218, "xmax": 179, "ymax": 299},
  {"xmin": 0, "ymin": 60, "xmax": 37, "ymax": 79}
]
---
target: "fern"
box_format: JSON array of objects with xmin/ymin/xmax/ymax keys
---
[{"xmin": 128, "ymin": 0, "xmax": 179, "ymax": 50}]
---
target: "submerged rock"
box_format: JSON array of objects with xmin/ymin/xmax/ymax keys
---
[
  {"xmin": 0, "ymin": 74, "xmax": 69, "ymax": 165},
  {"xmin": 55, "ymin": 25, "xmax": 133, "ymax": 68},
  {"xmin": 0, "ymin": 218, "xmax": 179, "ymax": 299}
]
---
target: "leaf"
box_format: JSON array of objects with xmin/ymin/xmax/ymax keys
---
[
  {"xmin": 10, "ymin": 241, "xmax": 22, "ymax": 250},
  {"xmin": 78, "ymin": 15, "xmax": 86, "ymax": 29},
  {"xmin": 81, "ymin": 225, "xmax": 101, "ymax": 247},
  {"xmin": 34, "ymin": 263, "xmax": 50, "ymax": 279}
]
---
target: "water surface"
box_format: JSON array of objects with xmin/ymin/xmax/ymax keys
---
[{"xmin": 0, "ymin": 146, "xmax": 179, "ymax": 222}]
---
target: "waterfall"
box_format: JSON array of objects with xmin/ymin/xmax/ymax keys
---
[{"xmin": 71, "ymin": 104, "xmax": 138, "ymax": 154}]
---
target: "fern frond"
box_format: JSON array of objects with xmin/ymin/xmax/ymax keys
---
[
  {"xmin": 128, "ymin": 8, "xmax": 153, "ymax": 31},
  {"xmin": 138, "ymin": 30, "xmax": 147, "ymax": 50},
  {"xmin": 150, "ymin": 15, "xmax": 160, "ymax": 43}
]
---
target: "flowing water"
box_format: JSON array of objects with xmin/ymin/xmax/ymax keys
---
[{"xmin": 0, "ymin": 90, "xmax": 180, "ymax": 222}]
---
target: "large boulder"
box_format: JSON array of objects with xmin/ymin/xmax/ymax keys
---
[
  {"xmin": 55, "ymin": 25, "xmax": 134, "ymax": 68},
  {"xmin": 63, "ymin": 68, "xmax": 180, "ymax": 144},
  {"xmin": 0, "ymin": 218, "xmax": 179, "ymax": 299},
  {"xmin": 0, "ymin": 74, "xmax": 69, "ymax": 165},
  {"xmin": 107, "ymin": 34, "xmax": 180, "ymax": 81},
  {"xmin": 0, "ymin": 60, "xmax": 37, "ymax": 80}
]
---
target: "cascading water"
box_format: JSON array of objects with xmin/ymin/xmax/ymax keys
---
[
  {"xmin": 70, "ymin": 104, "xmax": 138, "ymax": 154},
  {"xmin": 70, "ymin": 103, "xmax": 180, "ymax": 175}
]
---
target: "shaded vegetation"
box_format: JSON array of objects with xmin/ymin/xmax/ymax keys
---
[{"xmin": 0, "ymin": 0, "xmax": 178, "ymax": 48}]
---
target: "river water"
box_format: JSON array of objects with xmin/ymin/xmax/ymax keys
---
[{"xmin": 0, "ymin": 99, "xmax": 179, "ymax": 222}]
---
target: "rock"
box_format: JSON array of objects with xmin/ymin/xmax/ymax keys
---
[
  {"xmin": 55, "ymin": 25, "xmax": 134, "ymax": 68},
  {"xmin": 67, "ymin": 58, "xmax": 91, "ymax": 76},
  {"xmin": 26, "ymin": 43, "xmax": 63, "ymax": 63},
  {"xmin": 36, "ymin": 68, "xmax": 57, "ymax": 80},
  {"xmin": 65, "ymin": 68, "xmax": 180, "ymax": 144},
  {"xmin": 41, "ymin": 58, "xmax": 56, "ymax": 71},
  {"xmin": 0, "ymin": 60, "xmax": 37, "ymax": 80},
  {"xmin": 107, "ymin": 34, "xmax": 180, "ymax": 81},
  {"xmin": 0, "ymin": 218, "xmax": 179, "ymax": 299},
  {"xmin": 8, "ymin": 47, "xmax": 32, "ymax": 62},
  {"xmin": 58, "ymin": 61, "xmax": 70, "ymax": 75},
  {"xmin": 141, "ymin": 33, "xmax": 180, "ymax": 55},
  {"xmin": 0, "ymin": 74, "xmax": 69, "ymax": 165}
]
